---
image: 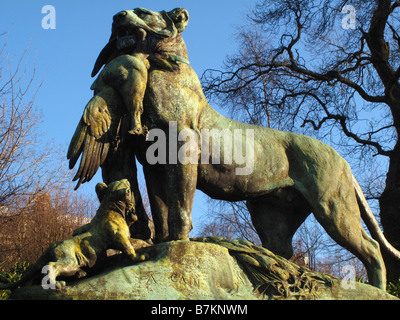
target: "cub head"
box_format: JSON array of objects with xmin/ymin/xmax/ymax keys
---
[
  {"xmin": 95, "ymin": 179, "xmax": 137, "ymax": 222},
  {"xmin": 92, "ymin": 7, "xmax": 190, "ymax": 77}
]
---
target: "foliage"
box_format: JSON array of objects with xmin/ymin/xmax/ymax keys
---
[
  {"xmin": 387, "ymin": 278, "xmax": 400, "ymax": 298},
  {"xmin": 0, "ymin": 189, "xmax": 96, "ymax": 270},
  {"xmin": 0, "ymin": 261, "xmax": 30, "ymax": 300}
]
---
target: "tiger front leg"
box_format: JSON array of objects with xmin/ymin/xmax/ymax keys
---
[
  {"xmin": 165, "ymin": 127, "xmax": 199, "ymax": 240},
  {"xmin": 166, "ymin": 162, "xmax": 197, "ymax": 241},
  {"xmin": 45, "ymin": 261, "xmax": 81, "ymax": 290},
  {"xmin": 115, "ymin": 230, "xmax": 147, "ymax": 262}
]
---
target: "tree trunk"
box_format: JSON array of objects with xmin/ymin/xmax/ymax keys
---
[
  {"xmin": 380, "ymin": 140, "xmax": 400, "ymax": 283},
  {"xmin": 366, "ymin": 0, "xmax": 400, "ymax": 283}
]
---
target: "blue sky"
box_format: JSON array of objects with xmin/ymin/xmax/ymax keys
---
[{"xmin": 1, "ymin": 0, "xmax": 258, "ymax": 234}]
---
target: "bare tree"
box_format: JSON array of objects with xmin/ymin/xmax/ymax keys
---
[
  {"xmin": 198, "ymin": 202, "xmax": 368, "ymax": 280},
  {"xmin": 196, "ymin": 199, "xmax": 261, "ymax": 245},
  {"xmin": 0, "ymin": 33, "xmax": 97, "ymax": 269},
  {"xmin": 0, "ymin": 33, "xmax": 66, "ymax": 213},
  {"xmin": 203, "ymin": 0, "xmax": 400, "ymax": 282}
]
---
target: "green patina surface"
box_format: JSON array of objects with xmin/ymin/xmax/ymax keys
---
[
  {"xmin": 61, "ymin": 6, "xmax": 400, "ymax": 293},
  {"xmin": 3, "ymin": 6, "xmax": 399, "ymax": 301},
  {"xmin": 10, "ymin": 238, "xmax": 397, "ymax": 300}
]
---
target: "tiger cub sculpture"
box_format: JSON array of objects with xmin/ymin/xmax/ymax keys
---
[{"xmin": 0, "ymin": 179, "xmax": 148, "ymax": 290}]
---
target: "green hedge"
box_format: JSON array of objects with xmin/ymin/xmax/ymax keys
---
[
  {"xmin": 0, "ymin": 262, "xmax": 30, "ymax": 300},
  {"xmin": 387, "ymin": 278, "xmax": 400, "ymax": 298}
]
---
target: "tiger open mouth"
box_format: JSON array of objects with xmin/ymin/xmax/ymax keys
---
[{"xmin": 114, "ymin": 26, "xmax": 147, "ymax": 51}]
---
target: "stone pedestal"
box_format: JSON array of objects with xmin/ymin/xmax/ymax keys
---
[{"xmin": 10, "ymin": 238, "xmax": 398, "ymax": 300}]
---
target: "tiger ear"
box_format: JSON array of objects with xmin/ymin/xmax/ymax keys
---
[
  {"xmin": 95, "ymin": 182, "xmax": 108, "ymax": 202},
  {"xmin": 168, "ymin": 8, "xmax": 189, "ymax": 33}
]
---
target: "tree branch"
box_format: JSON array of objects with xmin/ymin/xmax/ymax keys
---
[{"xmin": 294, "ymin": 91, "xmax": 392, "ymax": 156}]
